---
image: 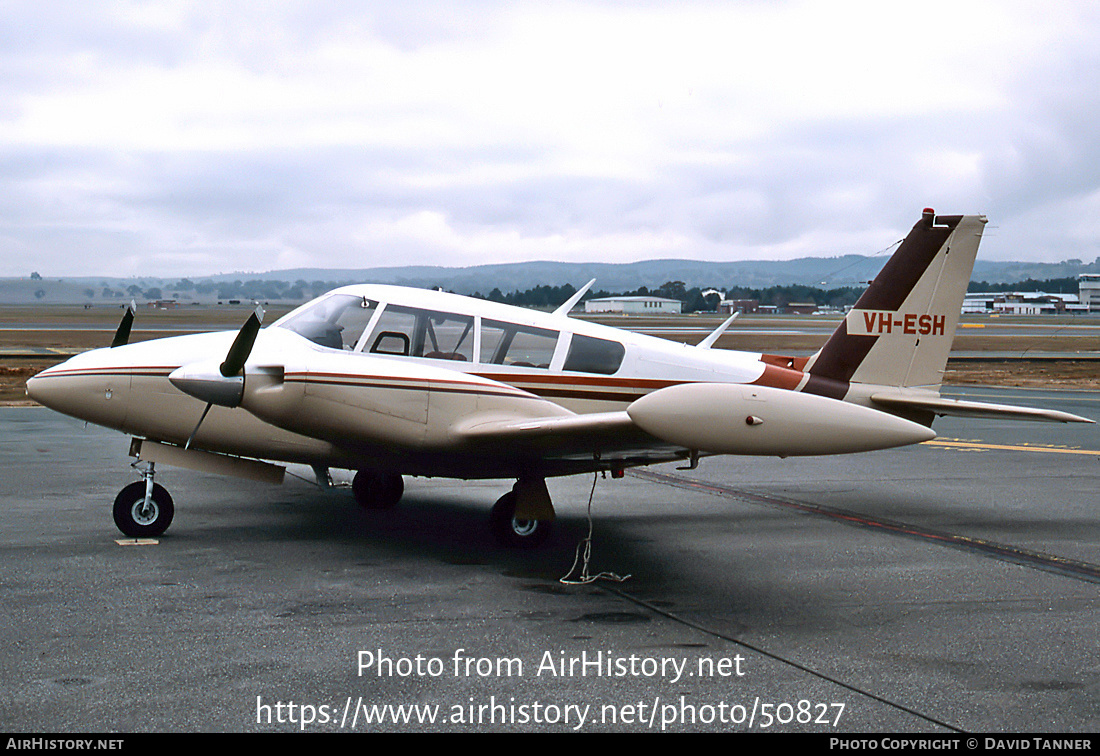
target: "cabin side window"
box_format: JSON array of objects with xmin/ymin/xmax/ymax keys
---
[
  {"xmin": 480, "ymin": 320, "xmax": 558, "ymax": 368},
  {"xmin": 562, "ymin": 333, "xmax": 625, "ymax": 375},
  {"xmin": 278, "ymin": 294, "xmax": 377, "ymax": 350},
  {"xmin": 365, "ymin": 304, "xmax": 474, "ymax": 362}
]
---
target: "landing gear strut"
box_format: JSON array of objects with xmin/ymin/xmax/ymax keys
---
[
  {"xmin": 489, "ymin": 478, "xmax": 554, "ymax": 549},
  {"xmin": 352, "ymin": 471, "xmax": 404, "ymax": 509},
  {"xmin": 113, "ymin": 461, "xmax": 174, "ymax": 537}
]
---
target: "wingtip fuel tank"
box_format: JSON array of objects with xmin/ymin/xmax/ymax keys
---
[{"xmin": 626, "ymin": 382, "xmax": 936, "ymax": 456}]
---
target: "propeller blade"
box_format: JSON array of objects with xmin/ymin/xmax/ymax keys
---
[
  {"xmin": 110, "ymin": 300, "xmax": 137, "ymax": 348},
  {"xmin": 184, "ymin": 402, "xmax": 214, "ymax": 450},
  {"xmin": 220, "ymin": 305, "xmax": 264, "ymax": 377},
  {"xmin": 169, "ymin": 307, "xmax": 265, "ymax": 409}
]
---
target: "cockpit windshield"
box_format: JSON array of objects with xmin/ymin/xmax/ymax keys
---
[
  {"xmin": 277, "ymin": 294, "xmax": 378, "ymax": 350},
  {"xmin": 277, "ymin": 292, "xmax": 621, "ymax": 375}
]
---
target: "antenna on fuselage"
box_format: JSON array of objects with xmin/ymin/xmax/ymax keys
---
[
  {"xmin": 696, "ymin": 312, "xmax": 738, "ymax": 349},
  {"xmin": 552, "ymin": 279, "xmax": 597, "ymax": 317}
]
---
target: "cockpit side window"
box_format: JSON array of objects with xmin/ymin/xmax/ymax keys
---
[
  {"xmin": 277, "ymin": 294, "xmax": 377, "ymax": 350},
  {"xmin": 562, "ymin": 333, "xmax": 625, "ymax": 375},
  {"xmin": 366, "ymin": 305, "xmax": 475, "ymax": 362},
  {"xmin": 480, "ymin": 320, "xmax": 558, "ymax": 368}
]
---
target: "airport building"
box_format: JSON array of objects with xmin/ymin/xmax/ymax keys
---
[
  {"xmin": 718, "ymin": 298, "xmax": 759, "ymax": 314},
  {"xmin": 584, "ymin": 296, "xmax": 683, "ymax": 314},
  {"xmin": 962, "ymin": 275, "xmax": 1100, "ymax": 315},
  {"xmin": 961, "ymin": 292, "xmax": 1077, "ymax": 315},
  {"xmin": 1079, "ymin": 274, "xmax": 1100, "ymax": 310}
]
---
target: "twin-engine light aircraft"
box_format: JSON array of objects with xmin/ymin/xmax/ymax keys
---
[{"xmin": 27, "ymin": 210, "xmax": 1092, "ymax": 546}]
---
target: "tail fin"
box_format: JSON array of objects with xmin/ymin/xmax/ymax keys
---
[{"xmin": 803, "ymin": 209, "xmax": 986, "ymax": 396}]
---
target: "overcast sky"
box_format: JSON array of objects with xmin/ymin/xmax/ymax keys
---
[{"xmin": 3, "ymin": 0, "xmax": 1100, "ymax": 278}]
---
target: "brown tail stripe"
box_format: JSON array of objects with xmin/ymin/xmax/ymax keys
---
[{"xmin": 805, "ymin": 212, "xmax": 960, "ymax": 392}]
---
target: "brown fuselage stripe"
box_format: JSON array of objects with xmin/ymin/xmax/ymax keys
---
[
  {"xmin": 749, "ymin": 363, "xmax": 803, "ymax": 391},
  {"xmin": 760, "ymin": 354, "xmax": 810, "ymax": 371},
  {"xmin": 37, "ymin": 362, "xmax": 821, "ymax": 407},
  {"xmin": 34, "ymin": 366, "xmax": 175, "ymax": 380},
  {"xmin": 476, "ymin": 373, "xmax": 680, "ymax": 390}
]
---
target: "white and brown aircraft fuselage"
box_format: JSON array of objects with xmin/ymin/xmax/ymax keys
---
[{"xmin": 26, "ymin": 211, "xmax": 1092, "ymax": 546}]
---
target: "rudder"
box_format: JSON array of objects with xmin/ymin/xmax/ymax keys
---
[{"xmin": 803, "ymin": 209, "xmax": 986, "ymax": 394}]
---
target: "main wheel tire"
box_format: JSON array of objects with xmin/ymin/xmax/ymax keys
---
[
  {"xmin": 489, "ymin": 491, "xmax": 553, "ymax": 549},
  {"xmin": 352, "ymin": 471, "xmax": 404, "ymax": 509},
  {"xmin": 113, "ymin": 481, "xmax": 174, "ymax": 538}
]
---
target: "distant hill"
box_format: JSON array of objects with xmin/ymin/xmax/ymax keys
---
[
  {"xmin": 235, "ymin": 255, "xmax": 894, "ymax": 294},
  {"xmin": 970, "ymin": 259, "xmax": 1100, "ymax": 286},
  {"xmin": 205, "ymin": 256, "xmax": 1100, "ymax": 292},
  {"xmin": 5, "ymin": 255, "xmax": 1098, "ymax": 304}
]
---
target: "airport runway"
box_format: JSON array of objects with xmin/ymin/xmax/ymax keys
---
[{"xmin": 1, "ymin": 387, "xmax": 1097, "ymax": 733}]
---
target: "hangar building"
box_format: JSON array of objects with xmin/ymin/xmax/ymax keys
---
[{"xmin": 584, "ymin": 296, "xmax": 683, "ymax": 314}]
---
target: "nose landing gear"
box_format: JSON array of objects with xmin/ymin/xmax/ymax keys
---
[{"xmin": 113, "ymin": 461, "xmax": 174, "ymax": 538}]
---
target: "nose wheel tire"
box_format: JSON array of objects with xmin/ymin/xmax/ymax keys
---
[
  {"xmin": 113, "ymin": 481, "xmax": 174, "ymax": 538},
  {"xmin": 490, "ymin": 491, "xmax": 552, "ymax": 549}
]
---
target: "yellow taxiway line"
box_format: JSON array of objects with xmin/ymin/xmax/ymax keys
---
[{"xmin": 924, "ymin": 438, "xmax": 1100, "ymax": 455}]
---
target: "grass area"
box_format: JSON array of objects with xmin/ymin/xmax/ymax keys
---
[
  {"xmin": 0, "ymin": 303, "xmax": 296, "ymax": 327},
  {"xmin": 1, "ymin": 362, "xmax": 56, "ymax": 404},
  {"xmin": 943, "ymin": 360, "xmax": 1100, "ymax": 389}
]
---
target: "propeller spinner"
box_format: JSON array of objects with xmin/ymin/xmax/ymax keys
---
[
  {"xmin": 168, "ymin": 306, "xmax": 265, "ymax": 449},
  {"xmin": 169, "ymin": 306, "xmax": 265, "ymax": 408}
]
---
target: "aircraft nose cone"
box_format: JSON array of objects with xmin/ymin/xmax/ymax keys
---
[
  {"xmin": 24, "ymin": 355, "xmax": 130, "ymax": 427},
  {"xmin": 25, "ymin": 368, "xmax": 57, "ymax": 407},
  {"xmin": 25, "ymin": 374, "xmax": 40, "ymax": 402}
]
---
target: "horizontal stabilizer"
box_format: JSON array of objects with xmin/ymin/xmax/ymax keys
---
[{"xmin": 870, "ymin": 394, "xmax": 1094, "ymax": 424}]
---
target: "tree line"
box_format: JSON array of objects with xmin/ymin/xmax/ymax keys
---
[
  {"xmin": 966, "ymin": 276, "xmax": 1081, "ymax": 294},
  {"xmin": 82, "ymin": 275, "xmax": 1087, "ymax": 311},
  {"xmin": 475, "ymin": 276, "xmax": 1089, "ymax": 313},
  {"xmin": 472, "ymin": 281, "xmax": 866, "ymax": 313}
]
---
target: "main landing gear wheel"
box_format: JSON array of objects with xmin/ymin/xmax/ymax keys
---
[
  {"xmin": 490, "ymin": 491, "xmax": 553, "ymax": 549},
  {"xmin": 352, "ymin": 471, "xmax": 404, "ymax": 509},
  {"xmin": 113, "ymin": 481, "xmax": 174, "ymax": 538}
]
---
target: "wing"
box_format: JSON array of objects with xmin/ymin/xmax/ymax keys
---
[
  {"xmin": 451, "ymin": 409, "xmax": 682, "ymax": 463},
  {"xmin": 451, "ymin": 381, "xmax": 941, "ymax": 468},
  {"xmin": 870, "ymin": 393, "xmax": 1094, "ymax": 424}
]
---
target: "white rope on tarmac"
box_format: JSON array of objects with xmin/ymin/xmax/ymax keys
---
[{"xmin": 560, "ymin": 472, "xmax": 631, "ymax": 586}]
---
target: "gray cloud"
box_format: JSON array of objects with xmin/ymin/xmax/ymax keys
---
[{"xmin": 2, "ymin": 1, "xmax": 1100, "ymax": 277}]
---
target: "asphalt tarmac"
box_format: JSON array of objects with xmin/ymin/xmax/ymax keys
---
[{"xmin": 1, "ymin": 386, "xmax": 1097, "ymax": 734}]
